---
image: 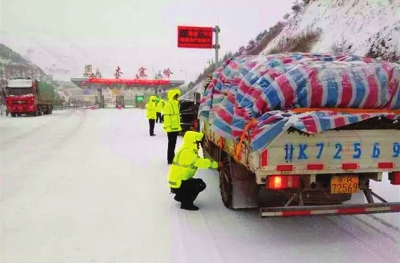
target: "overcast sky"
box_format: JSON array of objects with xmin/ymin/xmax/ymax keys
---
[{"xmin": 1, "ymin": 0, "xmax": 295, "ymax": 81}]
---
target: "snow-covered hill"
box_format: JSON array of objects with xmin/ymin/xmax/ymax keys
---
[
  {"xmin": 0, "ymin": 44, "xmax": 84, "ymax": 103},
  {"xmin": 1, "ymin": 32, "xmax": 115, "ymax": 81},
  {"xmin": 182, "ymin": 0, "xmax": 399, "ymax": 99},
  {"xmin": 262, "ymin": 0, "xmax": 400, "ymax": 59}
]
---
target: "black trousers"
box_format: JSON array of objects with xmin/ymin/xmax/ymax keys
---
[
  {"xmin": 156, "ymin": 112, "xmax": 162, "ymax": 123},
  {"xmin": 148, "ymin": 119, "xmax": 155, "ymax": 135},
  {"xmin": 167, "ymin": 131, "xmax": 179, "ymax": 163},
  {"xmin": 172, "ymin": 178, "xmax": 206, "ymax": 205}
]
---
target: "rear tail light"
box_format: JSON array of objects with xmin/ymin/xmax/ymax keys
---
[
  {"xmin": 342, "ymin": 163, "xmax": 359, "ymax": 170},
  {"xmin": 378, "ymin": 162, "xmax": 394, "ymax": 169},
  {"xmin": 267, "ymin": 175, "xmax": 300, "ymax": 190},
  {"xmin": 260, "ymin": 149, "xmax": 268, "ymax": 166},
  {"xmin": 389, "ymin": 172, "xmax": 400, "ymax": 185}
]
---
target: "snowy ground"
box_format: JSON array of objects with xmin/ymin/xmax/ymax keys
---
[{"xmin": 1, "ymin": 109, "xmax": 399, "ymax": 263}]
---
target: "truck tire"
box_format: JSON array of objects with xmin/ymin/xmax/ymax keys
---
[
  {"xmin": 11, "ymin": 113, "xmax": 16, "ymax": 117},
  {"xmin": 219, "ymin": 159, "xmax": 233, "ymax": 208}
]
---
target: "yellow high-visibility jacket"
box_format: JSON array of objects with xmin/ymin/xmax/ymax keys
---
[
  {"xmin": 146, "ymin": 96, "xmax": 157, "ymax": 119},
  {"xmin": 168, "ymin": 131, "xmax": 218, "ymax": 188},
  {"xmin": 156, "ymin": 99, "xmax": 164, "ymax": 113},
  {"xmin": 163, "ymin": 89, "xmax": 181, "ymax": 132}
]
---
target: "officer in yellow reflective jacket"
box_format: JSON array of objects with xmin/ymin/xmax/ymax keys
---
[
  {"xmin": 155, "ymin": 98, "xmax": 164, "ymax": 123},
  {"xmin": 163, "ymin": 89, "xmax": 182, "ymax": 164},
  {"xmin": 145, "ymin": 95, "xmax": 157, "ymax": 136},
  {"xmin": 168, "ymin": 131, "xmax": 221, "ymax": 211}
]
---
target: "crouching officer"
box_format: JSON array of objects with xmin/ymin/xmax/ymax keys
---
[{"xmin": 168, "ymin": 131, "xmax": 221, "ymax": 211}]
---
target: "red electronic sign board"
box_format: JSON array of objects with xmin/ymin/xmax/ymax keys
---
[{"xmin": 177, "ymin": 26, "xmax": 213, "ymax": 49}]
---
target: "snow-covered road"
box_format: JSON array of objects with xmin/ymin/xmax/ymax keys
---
[{"xmin": 1, "ymin": 109, "xmax": 399, "ymax": 263}]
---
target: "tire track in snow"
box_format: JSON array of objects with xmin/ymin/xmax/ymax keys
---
[
  {"xmin": 0, "ymin": 110, "xmax": 87, "ymax": 201},
  {"xmin": 365, "ymin": 214, "xmax": 400, "ymax": 232},
  {"xmin": 194, "ymin": 170, "xmax": 399, "ymax": 263},
  {"xmin": 352, "ymin": 215, "xmax": 400, "ymax": 243},
  {"xmin": 325, "ymin": 216, "xmax": 399, "ymax": 263},
  {"xmin": 171, "ymin": 207, "xmax": 189, "ymax": 263},
  {"xmin": 0, "ymin": 109, "xmax": 78, "ymax": 149},
  {"xmin": 175, "ymin": 207, "xmax": 226, "ymax": 263}
]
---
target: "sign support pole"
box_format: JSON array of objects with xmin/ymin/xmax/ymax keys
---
[{"xmin": 213, "ymin": 25, "xmax": 221, "ymax": 70}]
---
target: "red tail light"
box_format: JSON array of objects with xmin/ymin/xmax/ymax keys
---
[
  {"xmin": 267, "ymin": 175, "xmax": 300, "ymax": 190},
  {"xmin": 389, "ymin": 172, "xmax": 400, "ymax": 185}
]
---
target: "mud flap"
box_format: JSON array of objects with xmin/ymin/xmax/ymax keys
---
[{"xmin": 230, "ymin": 159, "xmax": 260, "ymax": 209}]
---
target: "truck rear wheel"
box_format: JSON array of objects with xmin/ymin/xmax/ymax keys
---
[
  {"xmin": 11, "ymin": 113, "xmax": 16, "ymax": 117},
  {"xmin": 219, "ymin": 159, "xmax": 233, "ymax": 208}
]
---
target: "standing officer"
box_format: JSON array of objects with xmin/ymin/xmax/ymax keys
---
[
  {"xmin": 163, "ymin": 89, "xmax": 181, "ymax": 164},
  {"xmin": 146, "ymin": 95, "xmax": 157, "ymax": 136},
  {"xmin": 156, "ymin": 98, "xmax": 163, "ymax": 123}
]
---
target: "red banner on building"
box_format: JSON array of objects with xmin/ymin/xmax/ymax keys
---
[
  {"xmin": 88, "ymin": 78, "xmax": 170, "ymax": 85},
  {"xmin": 177, "ymin": 26, "xmax": 213, "ymax": 49}
]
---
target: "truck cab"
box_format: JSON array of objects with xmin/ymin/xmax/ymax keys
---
[
  {"xmin": 179, "ymin": 92, "xmax": 201, "ymax": 135},
  {"xmin": 6, "ymin": 78, "xmax": 37, "ymax": 117},
  {"xmin": 5, "ymin": 78, "xmax": 54, "ymax": 117}
]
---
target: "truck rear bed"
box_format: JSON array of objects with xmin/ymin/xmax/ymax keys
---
[
  {"xmin": 250, "ymin": 129, "xmax": 400, "ymax": 180},
  {"xmin": 199, "ymin": 52, "xmax": 400, "ymax": 216}
]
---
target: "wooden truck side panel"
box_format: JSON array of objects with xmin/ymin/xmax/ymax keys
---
[
  {"xmin": 249, "ymin": 129, "xmax": 400, "ymax": 181},
  {"xmin": 203, "ymin": 121, "xmax": 400, "ymax": 183}
]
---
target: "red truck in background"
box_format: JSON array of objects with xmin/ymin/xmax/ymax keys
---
[{"xmin": 5, "ymin": 78, "xmax": 55, "ymax": 117}]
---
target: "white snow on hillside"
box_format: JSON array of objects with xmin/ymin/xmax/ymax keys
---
[
  {"xmin": 183, "ymin": 0, "xmax": 400, "ymax": 98},
  {"xmin": 0, "ymin": 32, "xmax": 116, "ymax": 81},
  {"xmin": 262, "ymin": 0, "xmax": 400, "ymax": 56}
]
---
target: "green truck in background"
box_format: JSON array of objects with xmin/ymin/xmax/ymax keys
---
[{"xmin": 5, "ymin": 78, "xmax": 55, "ymax": 117}]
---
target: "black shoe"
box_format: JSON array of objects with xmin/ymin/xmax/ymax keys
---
[
  {"xmin": 174, "ymin": 195, "xmax": 181, "ymax": 202},
  {"xmin": 180, "ymin": 204, "xmax": 199, "ymax": 211},
  {"xmin": 150, "ymin": 134, "xmax": 156, "ymax": 136}
]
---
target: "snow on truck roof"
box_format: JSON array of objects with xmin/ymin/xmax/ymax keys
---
[{"xmin": 7, "ymin": 79, "xmax": 34, "ymax": 88}]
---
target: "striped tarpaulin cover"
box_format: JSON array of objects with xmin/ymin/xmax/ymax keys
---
[{"xmin": 198, "ymin": 53, "xmax": 400, "ymax": 152}]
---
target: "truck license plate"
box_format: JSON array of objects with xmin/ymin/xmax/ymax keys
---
[{"xmin": 330, "ymin": 176, "xmax": 359, "ymax": 194}]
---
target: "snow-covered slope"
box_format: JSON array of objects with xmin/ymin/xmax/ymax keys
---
[
  {"xmin": 183, "ymin": 0, "xmax": 399, "ymax": 98},
  {"xmin": 1, "ymin": 32, "xmax": 115, "ymax": 81},
  {"xmin": 0, "ymin": 44, "xmax": 49, "ymax": 81},
  {"xmin": 262, "ymin": 0, "xmax": 400, "ymax": 58}
]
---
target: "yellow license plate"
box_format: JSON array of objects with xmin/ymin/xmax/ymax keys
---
[{"xmin": 330, "ymin": 176, "xmax": 359, "ymax": 194}]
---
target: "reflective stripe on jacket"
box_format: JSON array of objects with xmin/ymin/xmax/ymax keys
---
[
  {"xmin": 163, "ymin": 89, "xmax": 181, "ymax": 132},
  {"xmin": 168, "ymin": 131, "xmax": 218, "ymax": 188}
]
